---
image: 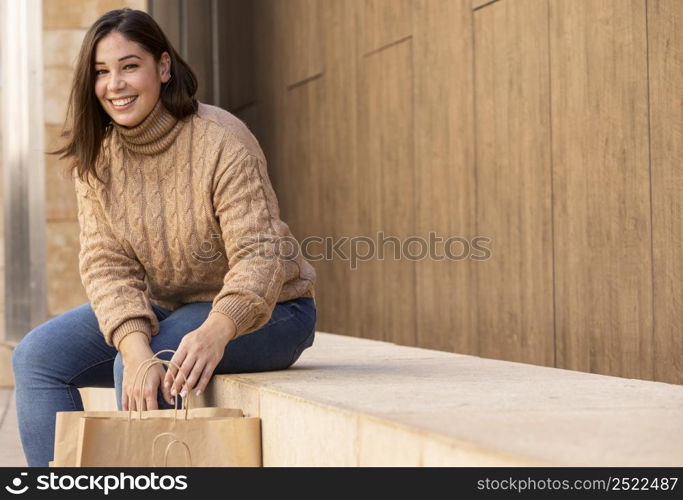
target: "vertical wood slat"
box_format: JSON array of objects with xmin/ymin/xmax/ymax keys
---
[
  {"xmin": 276, "ymin": 1, "xmax": 322, "ymax": 244},
  {"xmin": 360, "ymin": 0, "xmax": 413, "ymax": 55},
  {"xmin": 316, "ymin": 0, "xmax": 358, "ymax": 335},
  {"xmin": 184, "ymin": 0, "xmax": 213, "ymax": 103},
  {"xmin": 282, "ymin": 82, "xmax": 323, "ymax": 244},
  {"xmin": 413, "ymin": 0, "xmax": 476, "ymax": 354},
  {"xmin": 215, "ymin": 0, "xmax": 255, "ymax": 111},
  {"xmin": 648, "ymin": 0, "xmax": 683, "ymax": 384},
  {"xmin": 356, "ymin": 39, "xmax": 416, "ymax": 345},
  {"xmin": 251, "ymin": 0, "xmax": 282, "ymax": 201},
  {"xmin": 353, "ymin": 50, "xmax": 386, "ymax": 342},
  {"xmin": 474, "ymin": 0, "xmax": 554, "ymax": 365},
  {"xmin": 150, "ymin": 0, "xmax": 181, "ymax": 50},
  {"xmin": 550, "ymin": 0, "xmax": 653, "ymax": 379},
  {"xmin": 252, "ymin": 0, "xmax": 288, "ymax": 220},
  {"xmin": 282, "ymin": 0, "xmax": 323, "ymax": 87}
]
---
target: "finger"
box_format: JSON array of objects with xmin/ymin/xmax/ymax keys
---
[
  {"xmin": 181, "ymin": 361, "xmax": 206, "ymax": 397},
  {"xmin": 122, "ymin": 391, "xmax": 128, "ymax": 411},
  {"xmin": 171, "ymin": 357, "xmax": 195, "ymax": 396},
  {"xmin": 166, "ymin": 349, "xmax": 187, "ymax": 390},
  {"xmin": 162, "ymin": 378, "xmax": 174, "ymax": 405},
  {"xmin": 129, "ymin": 389, "xmax": 138, "ymax": 412},
  {"xmin": 195, "ymin": 362, "xmax": 215, "ymax": 396},
  {"xmin": 145, "ymin": 389, "xmax": 158, "ymax": 410},
  {"xmin": 160, "ymin": 367, "xmax": 175, "ymax": 405}
]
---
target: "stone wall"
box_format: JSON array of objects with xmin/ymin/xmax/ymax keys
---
[{"xmin": 42, "ymin": 0, "xmax": 147, "ymax": 317}]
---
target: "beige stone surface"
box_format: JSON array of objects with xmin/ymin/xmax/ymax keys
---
[
  {"xmin": 79, "ymin": 387, "xmax": 117, "ymax": 411},
  {"xmin": 47, "ymin": 220, "xmax": 86, "ymax": 316},
  {"xmin": 43, "ymin": 29, "xmax": 87, "ymax": 68},
  {"xmin": 359, "ymin": 417, "xmax": 538, "ymax": 467},
  {"xmin": 208, "ymin": 332, "xmax": 683, "ymax": 466},
  {"xmin": 5, "ymin": 333, "xmax": 680, "ymax": 466},
  {"xmin": 44, "ymin": 66, "xmax": 73, "ymax": 125},
  {"xmin": 44, "ymin": 0, "xmax": 148, "ymax": 29},
  {"xmin": 421, "ymin": 436, "xmax": 539, "ymax": 467},
  {"xmin": 258, "ymin": 390, "xmax": 359, "ymax": 467},
  {"xmin": 358, "ymin": 417, "xmax": 422, "ymax": 466},
  {"xmin": 45, "ymin": 125, "xmax": 78, "ymax": 221},
  {"xmin": 211, "ymin": 376, "xmax": 260, "ymax": 417}
]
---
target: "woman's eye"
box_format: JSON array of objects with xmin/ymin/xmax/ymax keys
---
[{"xmin": 94, "ymin": 64, "xmax": 137, "ymax": 76}]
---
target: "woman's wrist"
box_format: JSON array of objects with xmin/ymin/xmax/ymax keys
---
[
  {"xmin": 206, "ymin": 311, "xmax": 238, "ymax": 343},
  {"xmin": 118, "ymin": 331, "xmax": 152, "ymax": 359}
]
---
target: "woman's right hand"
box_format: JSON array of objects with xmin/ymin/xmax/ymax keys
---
[{"xmin": 119, "ymin": 333, "xmax": 175, "ymax": 411}]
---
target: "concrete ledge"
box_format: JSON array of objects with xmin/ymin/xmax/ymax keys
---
[
  {"xmin": 80, "ymin": 332, "xmax": 683, "ymax": 466},
  {"xmin": 209, "ymin": 333, "xmax": 683, "ymax": 467}
]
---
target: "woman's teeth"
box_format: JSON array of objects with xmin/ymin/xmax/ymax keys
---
[{"xmin": 111, "ymin": 96, "xmax": 137, "ymax": 107}]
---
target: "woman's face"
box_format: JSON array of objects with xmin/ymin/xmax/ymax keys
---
[{"xmin": 94, "ymin": 31, "xmax": 170, "ymax": 128}]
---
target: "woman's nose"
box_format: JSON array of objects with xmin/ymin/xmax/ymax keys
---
[{"xmin": 107, "ymin": 74, "xmax": 126, "ymax": 92}]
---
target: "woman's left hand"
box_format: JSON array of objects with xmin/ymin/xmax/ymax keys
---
[{"xmin": 164, "ymin": 312, "xmax": 237, "ymax": 400}]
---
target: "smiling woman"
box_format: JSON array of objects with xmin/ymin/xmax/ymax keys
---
[
  {"xmin": 12, "ymin": 8, "xmax": 317, "ymax": 467},
  {"xmin": 94, "ymin": 34, "xmax": 170, "ymax": 128},
  {"xmin": 47, "ymin": 8, "xmax": 199, "ymax": 186}
]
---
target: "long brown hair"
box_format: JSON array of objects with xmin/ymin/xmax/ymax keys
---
[{"xmin": 50, "ymin": 8, "xmax": 198, "ymax": 187}]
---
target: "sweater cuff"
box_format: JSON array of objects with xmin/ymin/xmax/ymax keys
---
[
  {"xmin": 111, "ymin": 318, "xmax": 152, "ymax": 351},
  {"xmin": 211, "ymin": 296, "xmax": 253, "ymax": 337}
]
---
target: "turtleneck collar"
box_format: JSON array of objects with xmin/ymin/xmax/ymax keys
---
[{"xmin": 112, "ymin": 98, "xmax": 184, "ymax": 155}]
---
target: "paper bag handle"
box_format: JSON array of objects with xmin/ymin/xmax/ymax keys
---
[
  {"xmin": 140, "ymin": 358, "xmax": 192, "ymax": 417},
  {"xmin": 144, "ymin": 349, "xmax": 190, "ymax": 416},
  {"xmin": 152, "ymin": 432, "xmax": 193, "ymax": 467},
  {"xmin": 130, "ymin": 357, "xmax": 191, "ymax": 421}
]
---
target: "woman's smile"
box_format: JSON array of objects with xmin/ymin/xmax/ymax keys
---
[{"xmin": 109, "ymin": 95, "xmax": 138, "ymax": 110}]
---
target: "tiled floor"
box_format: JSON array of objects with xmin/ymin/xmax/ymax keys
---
[{"xmin": 0, "ymin": 388, "xmax": 27, "ymax": 466}]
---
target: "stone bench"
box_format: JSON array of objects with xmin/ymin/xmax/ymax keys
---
[{"xmin": 78, "ymin": 331, "xmax": 683, "ymax": 466}]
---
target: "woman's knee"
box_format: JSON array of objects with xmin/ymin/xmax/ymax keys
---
[{"xmin": 12, "ymin": 325, "xmax": 51, "ymax": 378}]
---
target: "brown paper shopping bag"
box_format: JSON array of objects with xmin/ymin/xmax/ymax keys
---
[
  {"xmin": 68, "ymin": 352, "xmax": 260, "ymax": 466},
  {"xmin": 53, "ymin": 407, "xmax": 246, "ymax": 467},
  {"xmin": 51, "ymin": 350, "xmax": 249, "ymax": 467}
]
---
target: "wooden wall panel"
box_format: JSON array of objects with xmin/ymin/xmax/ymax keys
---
[
  {"xmin": 355, "ymin": 40, "xmax": 416, "ymax": 345},
  {"xmin": 472, "ymin": 0, "xmax": 500, "ymax": 10},
  {"xmin": 251, "ymin": 0, "xmax": 288, "ymax": 220},
  {"xmin": 184, "ymin": 0, "xmax": 213, "ymax": 103},
  {"xmin": 215, "ymin": 0, "xmax": 255, "ymax": 110},
  {"xmin": 150, "ymin": 0, "xmax": 181, "ymax": 50},
  {"xmin": 648, "ymin": 0, "xmax": 683, "ymax": 384},
  {"xmin": 161, "ymin": 0, "xmax": 683, "ymax": 384},
  {"xmin": 282, "ymin": 80, "xmax": 324, "ymax": 255},
  {"xmin": 281, "ymin": 0, "xmax": 323, "ymax": 86},
  {"xmin": 474, "ymin": 0, "xmax": 554, "ymax": 365},
  {"xmin": 413, "ymin": 0, "xmax": 476, "ymax": 353},
  {"xmin": 315, "ymin": 0, "xmax": 359, "ymax": 336},
  {"xmin": 360, "ymin": 0, "xmax": 412, "ymax": 55},
  {"xmin": 550, "ymin": 0, "xmax": 653, "ymax": 378},
  {"xmin": 251, "ymin": 0, "xmax": 282, "ymax": 198}
]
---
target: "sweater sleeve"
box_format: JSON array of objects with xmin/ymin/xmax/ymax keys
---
[
  {"xmin": 209, "ymin": 150, "xmax": 288, "ymax": 338},
  {"xmin": 74, "ymin": 176, "xmax": 160, "ymax": 350}
]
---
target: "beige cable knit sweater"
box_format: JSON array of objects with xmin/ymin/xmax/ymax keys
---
[{"xmin": 74, "ymin": 98, "xmax": 316, "ymax": 350}]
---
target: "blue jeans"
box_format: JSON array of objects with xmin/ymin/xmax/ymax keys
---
[{"xmin": 11, "ymin": 297, "xmax": 316, "ymax": 467}]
